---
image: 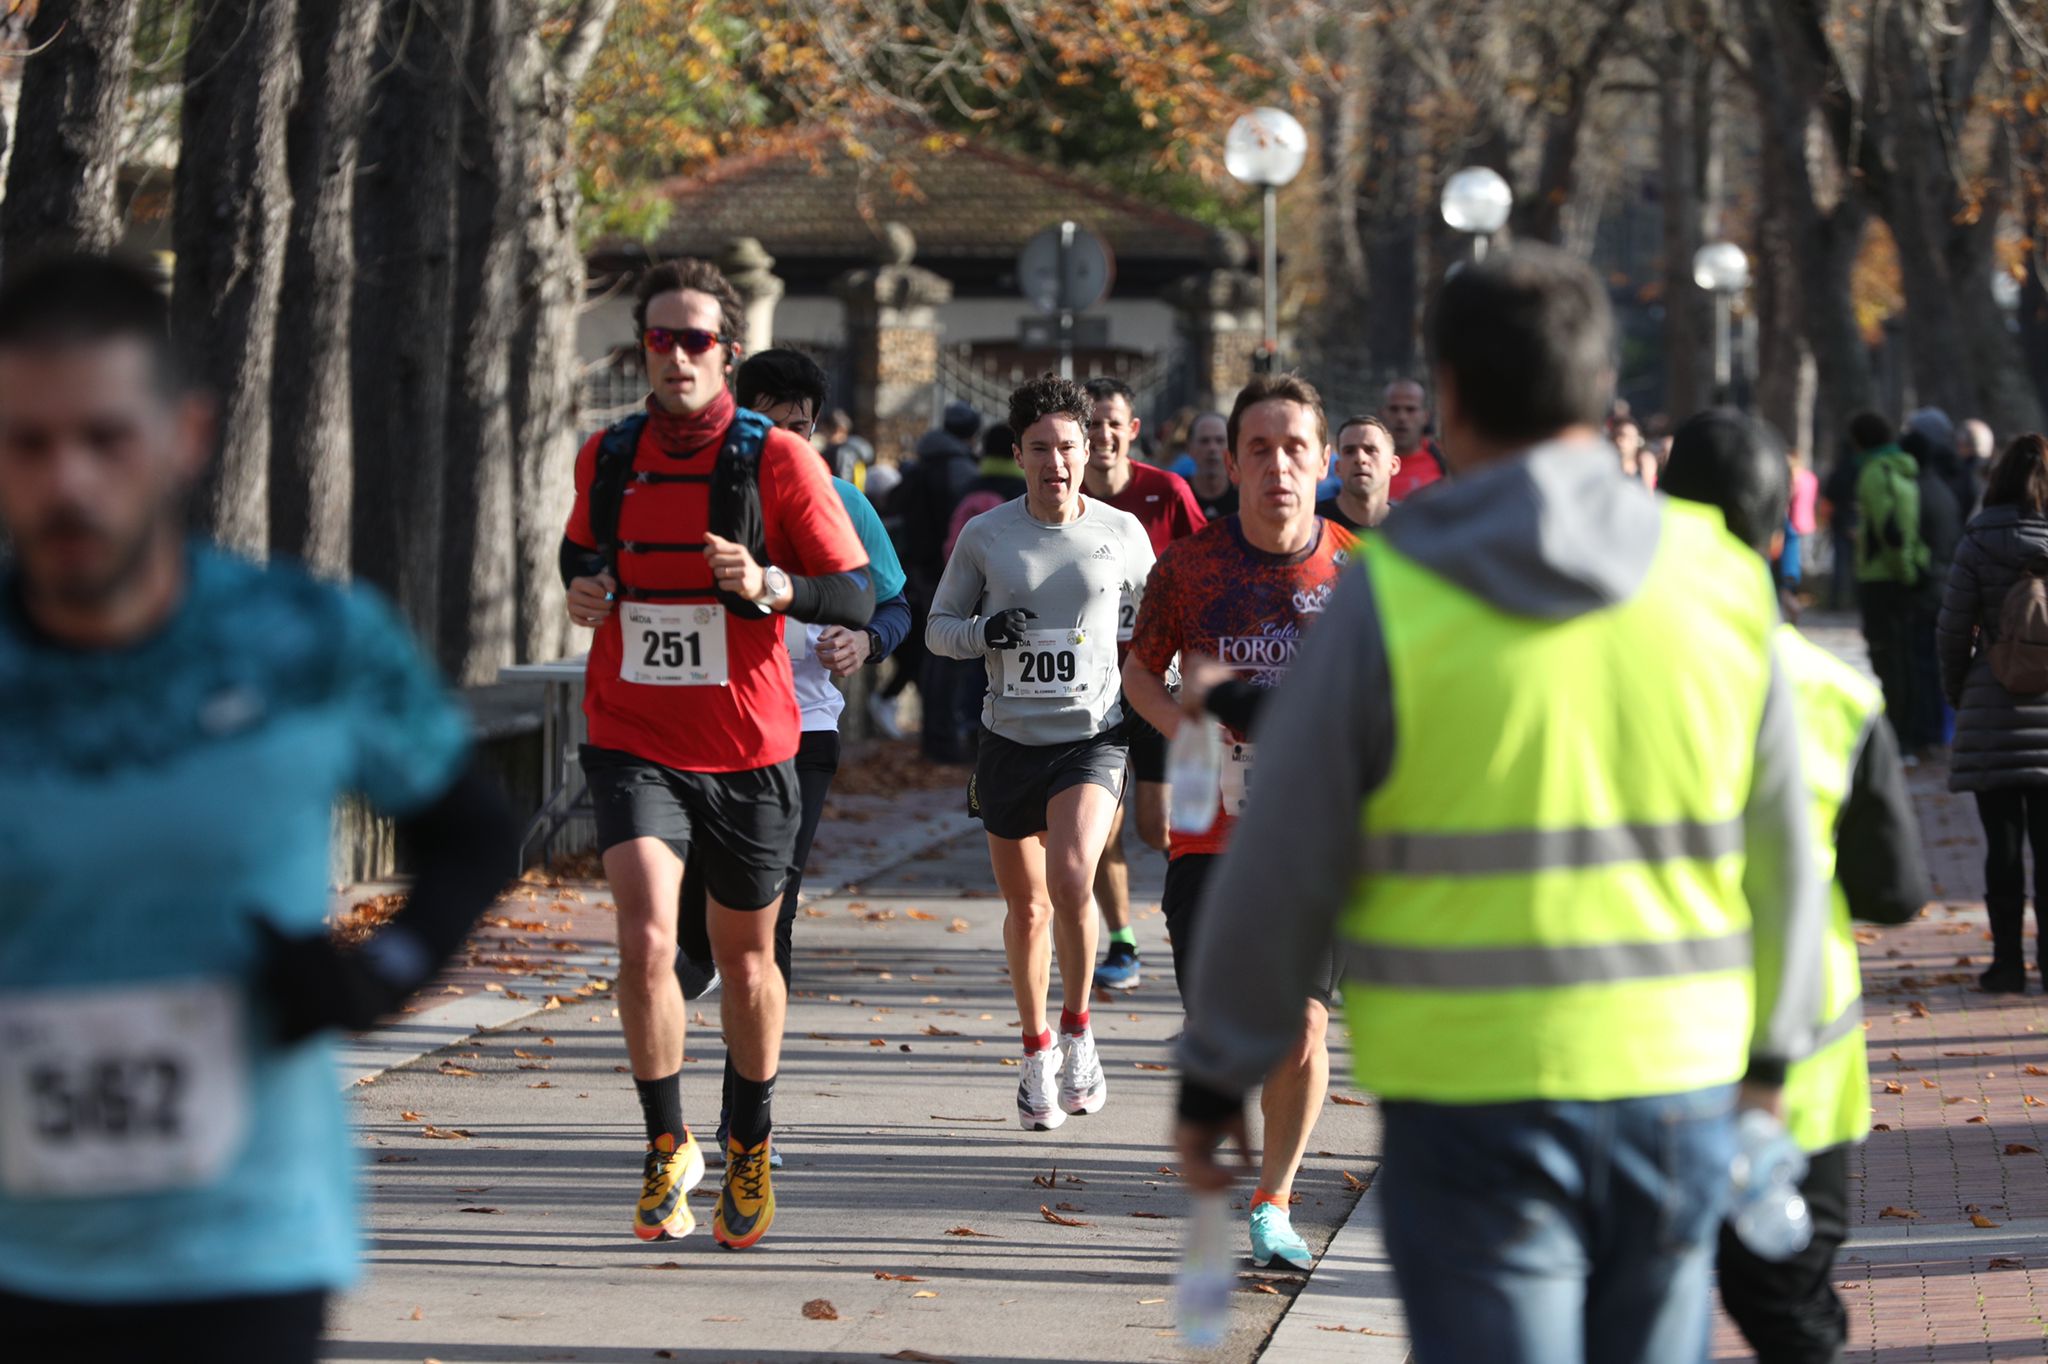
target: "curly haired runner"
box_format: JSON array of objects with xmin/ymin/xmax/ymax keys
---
[{"xmin": 926, "ymin": 375, "xmax": 1156, "ymax": 1130}]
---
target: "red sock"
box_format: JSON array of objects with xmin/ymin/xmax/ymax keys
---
[
  {"xmin": 1251, "ymin": 1187, "xmax": 1287, "ymax": 1211},
  {"xmin": 1023, "ymin": 1028, "xmax": 1055, "ymax": 1054},
  {"xmin": 1059, "ymin": 1007, "xmax": 1089, "ymax": 1036}
]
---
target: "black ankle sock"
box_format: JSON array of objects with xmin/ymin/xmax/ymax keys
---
[
  {"xmin": 634, "ymin": 1071, "xmax": 685, "ymax": 1145},
  {"xmin": 721, "ymin": 1054, "xmax": 737, "ymax": 1120},
  {"xmin": 728, "ymin": 1068, "xmax": 775, "ymax": 1148}
]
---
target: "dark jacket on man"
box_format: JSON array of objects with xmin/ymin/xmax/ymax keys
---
[{"xmin": 1937, "ymin": 505, "xmax": 2048, "ymax": 792}]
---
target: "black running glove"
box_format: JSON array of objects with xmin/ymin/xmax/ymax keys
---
[
  {"xmin": 983, "ymin": 607, "xmax": 1037, "ymax": 650},
  {"xmin": 255, "ymin": 916, "xmax": 430, "ymax": 1044}
]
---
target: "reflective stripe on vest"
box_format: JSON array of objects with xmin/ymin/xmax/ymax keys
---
[
  {"xmin": 1777, "ymin": 626, "xmax": 1883, "ymax": 1152},
  {"xmin": 1361, "ymin": 817, "xmax": 1743, "ymax": 877},
  {"xmin": 1339, "ymin": 931, "xmax": 1750, "ymax": 990},
  {"xmin": 1341, "ymin": 498, "xmax": 1778, "ymax": 1104}
]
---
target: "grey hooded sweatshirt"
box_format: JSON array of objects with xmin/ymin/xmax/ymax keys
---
[{"xmin": 1176, "ymin": 440, "xmax": 1826, "ymax": 1103}]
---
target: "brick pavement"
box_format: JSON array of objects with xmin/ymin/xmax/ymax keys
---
[{"xmin": 1711, "ymin": 681, "xmax": 2048, "ymax": 1358}]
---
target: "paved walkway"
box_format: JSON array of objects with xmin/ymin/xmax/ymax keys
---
[
  {"xmin": 329, "ymin": 776, "xmax": 1382, "ymax": 1362},
  {"xmin": 329, "ymin": 618, "xmax": 2048, "ymax": 1361}
]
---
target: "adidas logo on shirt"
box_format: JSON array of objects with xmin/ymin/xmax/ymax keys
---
[{"xmin": 1092, "ymin": 543, "xmax": 1118, "ymax": 560}]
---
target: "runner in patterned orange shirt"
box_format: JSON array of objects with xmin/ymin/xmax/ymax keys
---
[{"xmin": 1122, "ymin": 371, "xmax": 1354, "ymax": 1273}]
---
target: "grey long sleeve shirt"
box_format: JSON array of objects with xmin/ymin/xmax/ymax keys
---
[
  {"xmin": 1177, "ymin": 443, "xmax": 1826, "ymax": 1101},
  {"xmin": 926, "ymin": 496, "xmax": 1154, "ymax": 746}
]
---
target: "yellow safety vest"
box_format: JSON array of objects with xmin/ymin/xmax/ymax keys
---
[
  {"xmin": 1341, "ymin": 500, "xmax": 1778, "ymax": 1103},
  {"xmin": 1776, "ymin": 625, "xmax": 1882, "ymax": 1152}
]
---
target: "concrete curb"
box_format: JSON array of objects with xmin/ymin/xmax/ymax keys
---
[{"xmin": 1261, "ymin": 1174, "xmax": 1411, "ymax": 1363}]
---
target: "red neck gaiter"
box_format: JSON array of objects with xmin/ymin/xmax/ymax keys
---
[{"xmin": 645, "ymin": 387, "xmax": 735, "ymax": 460}]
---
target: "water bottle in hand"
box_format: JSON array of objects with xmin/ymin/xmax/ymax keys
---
[
  {"xmin": 1176, "ymin": 1189, "xmax": 1232, "ymax": 1348},
  {"xmin": 1728, "ymin": 1107, "xmax": 1813, "ymax": 1260},
  {"xmin": 1168, "ymin": 718, "xmax": 1223, "ymax": 835}
]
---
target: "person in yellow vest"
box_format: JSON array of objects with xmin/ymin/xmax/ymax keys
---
[
  {"xmin": 1171, "ymin": 246, "xmax": 1829, "ymax": 1364},
  {"xmin": 1661, "ymin": 409, "xmax": 1929, "ymax": 1363}
]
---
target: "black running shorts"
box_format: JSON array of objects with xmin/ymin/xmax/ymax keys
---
[
  {"xmin": 581, "ymin": 744, "xmax": 799, "ymax": 910},
  {"xmin": 1162, "ymin": 853, "xmax": 1340, "ymax": 1006},
  {"xmin": 969, "ymin": 728, "xmax": 1128, "ymax": 841}
]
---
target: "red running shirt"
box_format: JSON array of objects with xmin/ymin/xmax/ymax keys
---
[
  {"xmin": 1389, "ymin": 439, "xmax": 1447, "ymax": 503},
  {"xmin": 1099, "ymin": 460, "xmax": 1207, "ymax": 651},
  {"xmin": 565, "ymin": 403, "xmax": 868, "ymax": 773},
  {"xmin": 1128, "ymin": 516, "xmax": 1357, "ymax": 857},
  {"xmin": 1098, "ymin": 460, "xmax": 1207, "ymax": 555}
]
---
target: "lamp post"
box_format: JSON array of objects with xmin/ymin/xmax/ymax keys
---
[
  {"xmin": 1693, "ymin": 240, "xmax": 1750, "ymax": 403},
  {"xmin": 1994, "ymin": 268, "xmax": 2022, "ymax": 331},
  {"xmin": 1225, "ymin": 108, "xmax": 1307, "ymax": 371},
  {"xmin": 1440, "ymin": 166, "xmax": 1513, "ymax": 261}
]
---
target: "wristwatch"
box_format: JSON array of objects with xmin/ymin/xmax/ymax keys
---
[
  {"xmin": 863, "ymin": 628, "xmax": 885, "ymax": 665},
  {"xmin": 751, "ymin": 564, "xmax": 791, "ymax": 610}
]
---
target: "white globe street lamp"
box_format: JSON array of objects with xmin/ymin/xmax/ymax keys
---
[
  {"xmin": 1993, "ymin": 268, "xmax": 2022, "ymax": 317},
  {"xmin": 1694, "ymin": 240, "xmax": 1751, "ymax": 401},
  {"xmin": 1440, "ymin": 166, "xmax": 1513, "ymax": 260},
  {"xmin": 1226, "ymin": 108, "xmax": 1308, "ymax": 368}
]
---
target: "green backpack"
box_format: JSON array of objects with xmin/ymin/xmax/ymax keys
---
[{"xmin": 1856, "ymin": 450, "xmax": 1930, "ymax": 584}]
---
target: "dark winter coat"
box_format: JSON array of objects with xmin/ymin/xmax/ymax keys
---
[{"xmin": 1936, "ymin": 504, "xmax": 2048, "ymax": 792}]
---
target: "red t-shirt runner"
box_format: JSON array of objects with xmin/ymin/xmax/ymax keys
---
[
  {"xmin": 1127, "ymin": 514, "xmax": 1356, "ymax": 856},
  {"xmin": 1389, "ymin": 438, "xmax": 1447, "ymax": 503},
  {"xmin": 1098, "ymin": 460, "xmax": 1206, "ymax": 554},
  {"xmin": 1098, "ymin": 460, "xmax": 1206, "ymax": 644},
  {"xmin": 565, "ymin": 389, "xmax": 867, "ymax": 773}
]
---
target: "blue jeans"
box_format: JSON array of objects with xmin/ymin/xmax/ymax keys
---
[{"xmin": 1380, "ymin": 1084, "xmax": 1737, "ymax": 1364}]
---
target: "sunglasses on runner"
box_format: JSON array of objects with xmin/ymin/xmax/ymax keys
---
[{"xmin": 642, "ymin": 326, "xmax": 725, "ymax": 355}]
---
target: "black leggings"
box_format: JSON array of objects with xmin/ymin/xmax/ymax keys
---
[
  {"xmin": 678, "ymin": 728, "xmax": 841, "ymax": 987},
  {"xmin": 0, "ymin": 1287, "xmax": 326, "ymax": 1364},
  {"xmin": 1975, "ymin": 788, "xmax": 2048, "ymax": 924}
]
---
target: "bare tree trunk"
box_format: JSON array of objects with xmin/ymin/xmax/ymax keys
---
[
  {"xmin": 270, "ymin": 0, "xmax": 380, "ymax": 576},
  {"xmin": 352, "ymin": 0, "xmax": 470, "ymax": 636},
  {"xmin": 1519, "ymin": 0, "xmax": 1636, "ymax": 246},
  {"xmin": 1752, "ymin": 166, "xmax": 1808, "ymax": 451},
  {"xmin": 440, "ymin": 0, "xmax": 524, "ymax": 682},
  {"xmin": 1740, "ymin": 0, "xmax": 1875, "ymax": 465},
  {"xmin": 1658, "ymin": 14, "xmax": 1709, "ymax": 423},
  {"xmin": 172, "ymin": 0, "xmax": 299, "ymax": 554},
  {"xmin": 1358, "ymin": 50, "xmax": 1420, "ymax": 380},
  {"xmin": 1312, "ymin": 29, "xmax": 1366, "ymax": 351},
  {"xmin": 0, "ymin": 0, "xmax": 141, "ymax": 275},
  {"xmin": 510, "ymin": 0, "xmax": 618, "ymax": 665}
]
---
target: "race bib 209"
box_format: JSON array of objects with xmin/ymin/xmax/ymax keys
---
[{"xmin": 1002, "ymin": 627, "xmax": 1101, "ymax": 699}]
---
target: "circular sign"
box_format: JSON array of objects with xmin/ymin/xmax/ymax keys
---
[{"xmin": 1017, "ymin": 221, "xmax": 1114, "ymax": 316}]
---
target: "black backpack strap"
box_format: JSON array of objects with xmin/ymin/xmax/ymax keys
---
[
  {"xmin": 586, "ymin": 412, "xmax": 649, "ymax": 578},
  {"xmin": 709, "ymin": 407, "xmax": 773, "ymax": 615}
]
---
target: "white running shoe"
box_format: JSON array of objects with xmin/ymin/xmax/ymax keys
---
[
  {"xmin": 1057, "ymin": 1027, "xmax": 1107, "ymax": 1115},
  {"xmin": 1017, "ymin": 1047, "xmax": 1066, "ymax": 1130},
  {"xmin": 867, "ymin": 691, "xmax": 907, "ymax": 741}
]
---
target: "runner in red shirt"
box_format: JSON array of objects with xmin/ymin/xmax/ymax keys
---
[
  {"xmin": 559, "ymin": 258, "xmax": 872, "ymax": 1251},
  {"xmin": 1123, "ymin": 371, "xmax": 1353, "ymax": 1274},
  {"xmin": 1080, "ymin": 377, "xmax": 1206, "ymax": 991},
  {"xmin": 1381, "ymin": 377, "xmax": 1448, "ymax": 502}
]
